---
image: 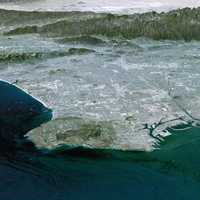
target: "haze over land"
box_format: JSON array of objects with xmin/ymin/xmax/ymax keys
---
[{"xmin": 0, "ymin": 0, "xmax": 200, "ymax": 13}]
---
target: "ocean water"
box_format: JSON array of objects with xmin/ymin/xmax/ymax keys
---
[{"xmin": 1, "ymin": 1, "xmax": 200, "ymax": 199}]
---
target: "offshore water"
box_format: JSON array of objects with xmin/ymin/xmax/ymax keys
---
[{"xmin": 1, "ymin": 1, "xmax": 200, "ymax": 199}]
